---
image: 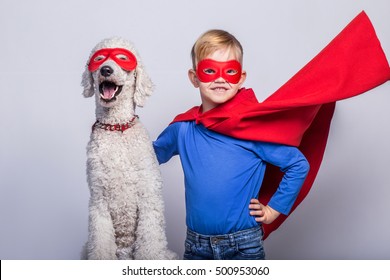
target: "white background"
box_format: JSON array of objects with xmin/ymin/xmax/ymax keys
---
[{"xmin": 0, "ymin": 0, "xmax": 389, "ymax": 260}]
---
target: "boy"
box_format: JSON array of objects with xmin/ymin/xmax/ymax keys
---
[{"xmin": 153, "ymin": 30, "xmax": 310, "ymax": 260}]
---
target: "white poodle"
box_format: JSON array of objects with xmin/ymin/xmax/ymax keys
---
[{"xmin": 81, "ymin": 37, "xmax": 176, "ymax": 260}]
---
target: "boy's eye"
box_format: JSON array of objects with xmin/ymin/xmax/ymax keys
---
[
  {"xmin": 226, "ymin": 69, "xmax": 238, "ymax": 75},
  {"xmin": 94, "ymin": 55, "xmax": 106, "ymax": 62},
  {"xmin": 116, "ymin": 54, "xmax": 129, "ymax": 61},
  {"xmin": 203, "ymin": 68, "xmax": 216, "ymax": 74}
]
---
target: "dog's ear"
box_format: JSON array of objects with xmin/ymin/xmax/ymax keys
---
[
  {"xmin": 133, "ymin": 62, "xmax": 154, "ymax": 107},
  {"xmin": 81, "ymin": 67, "xmax": 95, "ymax": 98}
]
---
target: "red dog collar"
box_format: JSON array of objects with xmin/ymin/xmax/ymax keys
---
[
  {"xmin": 196, "ymin": 59, "xmax": 242, "ymax": 84},
  {"xmin": 88, "ymin": 48, "xmax": 137, "ymax": 72}
]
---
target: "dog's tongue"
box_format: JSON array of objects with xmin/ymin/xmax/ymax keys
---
[{"xmin": 103, "ymin": 83, "xmax": 117, "ymax": 99}]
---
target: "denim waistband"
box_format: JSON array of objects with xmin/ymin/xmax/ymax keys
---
[{"xmin": 186, "ymin": 226, "xmax": 263, "ymax": 247}]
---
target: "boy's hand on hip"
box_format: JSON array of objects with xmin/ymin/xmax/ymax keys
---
[{"xmin": 249, "ymin": 198, "xmax": 280, "ymax": 224}]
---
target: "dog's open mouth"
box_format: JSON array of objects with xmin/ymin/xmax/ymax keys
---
[{"xmin": 99, "ymin": 81, "xmax": 123, "ymax": 102}]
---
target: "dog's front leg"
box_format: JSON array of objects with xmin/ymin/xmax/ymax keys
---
[
  {"xmin": 87, "ymin": 196, "xmax": 118, "ymax": 260},
  {"xmin": 133, "ymin": 154, "xmax": 177, "ymax": 260}
]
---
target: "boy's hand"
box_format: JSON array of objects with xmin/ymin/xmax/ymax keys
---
[{"xmin": 249, "ymin": 198, "xmax": 280, "ymax": 224}]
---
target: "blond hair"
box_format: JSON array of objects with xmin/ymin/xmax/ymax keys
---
[{"xmin": 190, "ymin": 29, "xmax": 244, "ymax": 69}]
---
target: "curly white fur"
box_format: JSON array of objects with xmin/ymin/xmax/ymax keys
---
[{"xmin": 81, "ymin": 37, "xmax": 176, "ymax": 260}]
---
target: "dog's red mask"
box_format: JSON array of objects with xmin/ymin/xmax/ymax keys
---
[
  {"xmin": 88, "ymin": 48, "xmax": 138, "ymax": 72},
  {"xmin": 196, "ymin": 59, "xmax": 242, "ymax": 84}
]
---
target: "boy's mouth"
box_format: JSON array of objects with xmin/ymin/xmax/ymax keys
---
[{"xmin": 211, "ymin": 86, "xmax": 229, "ymax": 92}]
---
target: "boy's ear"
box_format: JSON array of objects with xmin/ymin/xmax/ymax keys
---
[
  {"xmin": 238, "ymin": 70, "xmax": 247, "ymax": 86},
  {"xmin": 188, "ymin": 69, "xmax": 200, "ymax": 88}
]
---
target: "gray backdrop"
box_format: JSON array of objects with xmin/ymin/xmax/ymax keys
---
[{"xmin": 1, "ymin": 0, "xmax": 389, "ymax": 259}]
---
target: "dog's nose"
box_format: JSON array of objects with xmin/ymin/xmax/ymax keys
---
[{"xmin": 100, "ymin": 66, "xmax": 114, "ymax": 77}]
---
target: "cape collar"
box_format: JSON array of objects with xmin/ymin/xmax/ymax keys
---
[{"xmin": 171, "ymin": 88, "xmax": 258, "ymax": 125}]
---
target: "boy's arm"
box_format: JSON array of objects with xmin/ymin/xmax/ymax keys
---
[
  {"xmin": 251, "ymin": 143, "xmax": 310, "ymax": 222},
  {"xmin": 153, "ymin": 122, "xmax": 181, "ymax": 164}
]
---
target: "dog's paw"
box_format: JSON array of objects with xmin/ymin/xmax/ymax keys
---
[{"xmin": 163, "ymin": 249, "xmax": 179, "ymax": 260}]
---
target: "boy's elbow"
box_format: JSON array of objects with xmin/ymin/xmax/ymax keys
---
[
  {"xmin": 302, "ymin": 159, "xmax": 310, "ymax": 176},
  {"xmin": 152, "ymin": 143, "xmax": 163, "ymax": 165},
  {"xmin": 304, "ymin": 159, "xmax": 310, "ymax": 171},
  {"xmin": 294, "ymin": 158, "xmax": 310, "ymax": 178}
]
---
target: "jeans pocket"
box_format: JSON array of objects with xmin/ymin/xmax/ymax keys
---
[
  {"xmin": 236, "ymin": 238, "xmax": 265, "ymax": 260},
  {"xmin": 183, "ymin": 240, "xmax": 194, "ymax": 259}
]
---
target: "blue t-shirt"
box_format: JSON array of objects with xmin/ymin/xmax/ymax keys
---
[{"xmin": 153, "ymin": 121, "xmax": 309, "ymax": 235}]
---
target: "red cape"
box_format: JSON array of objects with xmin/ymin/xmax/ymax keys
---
[{"xmin": 172, "ymin": 11, "xmax": 390, "ymax": 239}]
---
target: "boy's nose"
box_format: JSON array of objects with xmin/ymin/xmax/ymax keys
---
[{"xmin": 214, "ymin": 76, "xmax": 227, "ymax": 83}]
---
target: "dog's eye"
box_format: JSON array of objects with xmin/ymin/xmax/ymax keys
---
[
  {"xmin": 116, "ymin": 54, "xmax": 129, "ymax": 61},
  {"xmin": 94, "ymin": 55, "xmax": 106, "ymax": 62}
]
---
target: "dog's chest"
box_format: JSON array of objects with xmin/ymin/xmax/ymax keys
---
[{"xmin": 86, "ymin": 125, "xmax": 154, "ymax": 183}]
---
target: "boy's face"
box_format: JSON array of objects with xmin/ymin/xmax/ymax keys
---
[{"xmin": 188, "ymin": 47, "xmax": 246, "ymax": 112}]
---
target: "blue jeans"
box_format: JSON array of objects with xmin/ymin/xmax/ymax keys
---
[{"xmin": 183, "ymin": 226, "xmax": 265, "ymax": 260}]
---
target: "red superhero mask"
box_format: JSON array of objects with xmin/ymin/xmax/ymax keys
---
[
  {"xmin": 88, "ymin": 48, "xmax": 137, "ymax": 72},
  {"xmin": 196, "ymin": 59, "xmax": 242, "ymax": 84}
]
